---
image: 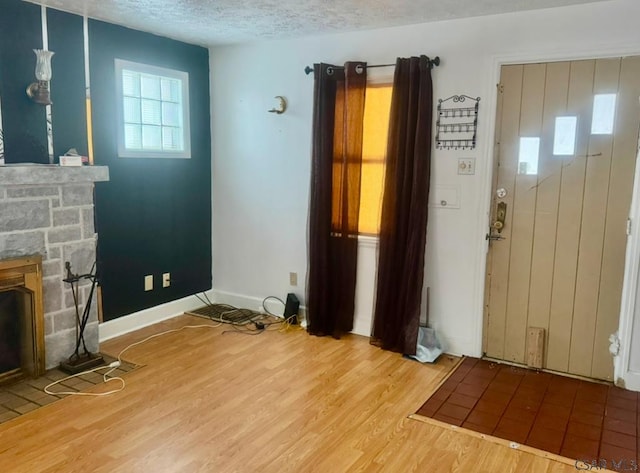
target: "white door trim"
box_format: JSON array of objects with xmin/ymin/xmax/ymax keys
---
[
  {"xmin": 616, "ymin": 145, "xmax": 640, "ymax": 390},
  {"xmin": 478, "ymin": 47, "xmax": 640, "ymax": 389}
]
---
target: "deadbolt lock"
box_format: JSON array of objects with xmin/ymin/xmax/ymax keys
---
[{"xmin": 493, "ymin": 201, "xmax": 507, "ymax": 233}]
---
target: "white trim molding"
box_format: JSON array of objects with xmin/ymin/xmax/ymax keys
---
[
  {"xmin": 99, "ymin": 290, "xmax": 214, "ymax": 342},
  {"xmin": 615, "ymin": 146, "xmax": 640, "ymax": 390},
  {"xmin": 212, "ymin": 289, "xmax": 308, "ymax": 325}
]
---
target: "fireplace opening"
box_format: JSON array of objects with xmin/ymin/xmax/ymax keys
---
[
  {"xmin": 0, "ymin": 289, "xmax": 36, "ymax": 382},
  {"xmin": 0, "ymin": 257, "xmax": 45, "ymax": 384}
]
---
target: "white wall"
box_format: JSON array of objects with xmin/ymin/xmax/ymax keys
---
[{"xmin": 210, "ymin": 0, "xmax": 640, "ymax": 358}]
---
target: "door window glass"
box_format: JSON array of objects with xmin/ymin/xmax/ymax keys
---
[
  {"xmin": 591, "ymin": 93, "xmax": 616, "ymax": 135},
  {"xmin": 518, "ymin": 137, "xmax": 540, "ymax": 175},
  {"xmin": 553, "ymin": 116, "xmax": 577, "ymax": 156}
]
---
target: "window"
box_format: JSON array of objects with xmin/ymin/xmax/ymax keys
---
[
  {"xmin": 115, "ymin": 59, "xmax": 190, "ymax": 158},
  {"xmin": 591, "ymin": 93, "xmax": 617, "ymax": 135},
  {"xmin": 359, "ymin": 84, "xmax": 392, "ymax": 235},
  {"xmin": 553, "ymin": 116, "xmax": 577, "ymax": 156},
  {"xmin": 518, "ymin": 137, "xmax": 540, "ymax": 175}
]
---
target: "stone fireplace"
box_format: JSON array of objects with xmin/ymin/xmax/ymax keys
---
[{"xmin": 0, "ymin": 166, "xmax": 109, "ymax": 373}]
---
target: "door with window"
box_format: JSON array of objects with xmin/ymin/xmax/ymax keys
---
[{"xmin": 484, "ymin": 57, "xmax": 640, "ymax": 381}]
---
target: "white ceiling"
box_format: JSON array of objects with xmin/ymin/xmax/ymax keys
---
[{"xmin": 28, "ymin": 0, "xmax": 610, "ymax": 46}]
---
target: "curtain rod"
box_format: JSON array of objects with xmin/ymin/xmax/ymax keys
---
[{"xmin": 304, "ymin": 56, "xmax": 440, "ymax": 75}]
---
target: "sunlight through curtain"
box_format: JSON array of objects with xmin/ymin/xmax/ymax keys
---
[{"xmin": 307, "ymin": 62, "xmax": 367, "ymax": 337}]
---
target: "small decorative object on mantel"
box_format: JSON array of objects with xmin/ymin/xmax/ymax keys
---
[
  {"xmin": 59, "ymin": 262, "xmax": 104, "ymax": 374},
  {"xmin": 59, "ymin": 148, "xmax": 89, "ymax": 167},
  {"xmin": 436, "ymin": 94, "xmax": 480, "ymax": 150},
  {"xmin": 268, "ymin": 96, "xmax": 287, "ymax": 114}
]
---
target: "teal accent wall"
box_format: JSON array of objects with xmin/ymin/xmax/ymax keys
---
[
  {"xmin": 0, "ymin": 0, "xmax": 47, "ymax": 163},
  {"xmin": 89, "ymin": 19, "xmax": 212, "ymax": 320},
  {"xmin": 0, "ymin": 1, "xmax": 212, "ymax": 320}
]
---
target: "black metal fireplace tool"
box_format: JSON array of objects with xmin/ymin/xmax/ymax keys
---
[{"xmin": 59, "ymin": 261, "xmax": 104, "ymax": 374}]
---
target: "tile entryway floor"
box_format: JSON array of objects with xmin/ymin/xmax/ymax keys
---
[
  {"xmin": 416, "ymin": 357, "xmax": 638, "ymax": 464},
  {"xmin": 0, "ymin": 356, "xmax": 137, "ymax": 424}
]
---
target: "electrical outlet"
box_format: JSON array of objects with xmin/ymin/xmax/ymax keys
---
[
  {"xmin": 289, "ymin": 272, "xmax": 298, "ymax": 286},
  {"xmin": 162, "ymin": 272, "xmax": 171, "ymax": 288},
  {"xmin": 144, "ymin": 275, "xmax": 153, "ymax": 291}
]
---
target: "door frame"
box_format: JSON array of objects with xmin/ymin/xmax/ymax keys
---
[{"xmin": 477, "ymin": 46, "xmax": 640, "ymax": 388}]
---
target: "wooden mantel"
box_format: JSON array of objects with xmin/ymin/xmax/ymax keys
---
[{"xmin": 0, "ymin": 165, "xmax": 109, "ymax": 186}]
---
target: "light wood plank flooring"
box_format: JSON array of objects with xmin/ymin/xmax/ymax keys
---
[{"xmin": 0, "ymin": 314, "xmax": 580, "ymax": 472}]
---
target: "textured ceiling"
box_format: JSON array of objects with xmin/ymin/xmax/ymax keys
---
[{"xmin": 28, "ymin": 0, "xmax": 610, "ymax": 46}]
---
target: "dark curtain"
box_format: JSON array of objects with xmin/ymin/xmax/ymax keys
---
[
  {"xmin": 371, "ymin": 55, "xmax": 433, "ymax": 355},
  {"xmin": 307, "ymin": 62, "xmax": 367, "ymax": 337}
]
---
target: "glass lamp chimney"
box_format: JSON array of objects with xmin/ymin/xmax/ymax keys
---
[{"xmin": 33, "ymin": 49, "xmax": 54, "ymax": 81}]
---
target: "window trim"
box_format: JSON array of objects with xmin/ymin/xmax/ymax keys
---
[{"xmin": 115, "ymin": 59, "xmax": 191, "ymax": 159}]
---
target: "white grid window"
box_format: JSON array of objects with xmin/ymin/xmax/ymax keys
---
[{"xmin": 115, "ymin": 59, "xmax": 190, "ymax": 159}]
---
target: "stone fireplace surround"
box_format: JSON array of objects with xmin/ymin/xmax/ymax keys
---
[{"xmin": 0, "ymin": 166, "xmax": 109, "ymax": 369}]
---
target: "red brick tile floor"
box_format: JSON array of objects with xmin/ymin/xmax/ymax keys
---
[{"xmin": 416, "ymin": 357, "xmax": 639, "ymax": 466}]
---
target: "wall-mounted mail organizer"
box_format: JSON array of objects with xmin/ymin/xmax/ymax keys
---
[{"xmin": 436, "ymin": 95, "xmax": 480, "ymax": 150}]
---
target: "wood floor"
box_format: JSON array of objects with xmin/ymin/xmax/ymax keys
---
[{"xmin": 0, "ymin": 314, "xmax": 582, "ymax": 472}]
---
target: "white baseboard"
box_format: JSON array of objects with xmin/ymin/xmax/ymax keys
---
[
  {"xmin": 98, "ymin": 288, "xmax": 471, "ymax": 363},
  {"xmin": 99, "ymin": 290, "xmax": 214, "ymax": 342},
  {"xmin": 436, "ymin": 334, "xmax": 479, "ymax": 359},
  {"xmin": 622, "ymin": 370, "xmax": 640, "ymax": 391},
  {"xmin": 352, "ymin": 317, "xmax": 372, "ymax": 337},
  {"xmin": 212, "ymin": 289, "xmax": 307, "ymax": 324}
]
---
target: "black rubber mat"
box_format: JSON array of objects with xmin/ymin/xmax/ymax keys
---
[{"xmin": 187, "ymin": 304, "xmax": 260, "ymax": 325}]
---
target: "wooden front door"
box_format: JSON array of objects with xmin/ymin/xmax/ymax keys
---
[{"xmin": 484, "ymin": 57, "xmax": 640, "ymax": 381}]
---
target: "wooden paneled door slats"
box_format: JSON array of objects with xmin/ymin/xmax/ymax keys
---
[{"xmin": 484, "ymin": 56, "xmax": 640, "ymax": 381}]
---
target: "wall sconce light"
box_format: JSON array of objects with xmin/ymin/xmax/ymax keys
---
[
  {"xmin": 26, "ymin": 49, "xmax": 54, "ymax": 105},
  {"xmin": 268, "ymin": 96, "xmax": 287, "ymax": 114}
]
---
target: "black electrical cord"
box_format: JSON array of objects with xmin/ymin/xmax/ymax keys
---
[
  {"xmin": 193, "ymin": 294, "xmax": 265, "ymax": 326},
  {"xmin": 221, "ymin": 323, "xmax": 265, "ymax": 336},
  {"xmin": 260, "ymin": 296, "xmax": 302, "ymax": 327},
  {"xmin": 195, "ymin": 293, "xmax": 211, "ymax": 307},
  {"xmin": 261, "ymin": 296, "xmax": 285, "ymax": 317},
  {"xmin": 193, "ymin": 293, "xmax": 300, "ymax": 333}
]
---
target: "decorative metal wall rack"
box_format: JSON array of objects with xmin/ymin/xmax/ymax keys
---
[{"xmin": 436, "ymin": 95, "xmax": 480, "ymax": 150}]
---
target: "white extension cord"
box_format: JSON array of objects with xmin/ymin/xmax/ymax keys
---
[
  {"xmin": 43, "ymin": 322, "xmax": 221, "ymax": 397},
  {"xmin": 44, "ymin": 361, "xmax": 125, "ymax": 397}
]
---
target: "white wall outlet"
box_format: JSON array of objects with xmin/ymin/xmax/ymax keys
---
[
  {"xmin": 144, "ymin": 275, "xmax": 153, "ymax": 291},
  {"xmin": 289, "ymin": 272, "xmax": 298, "ymax": 286},
  {"xmin": 458, "ymin": 158, "xmax": 475, "ymax": 175},
  {"xmin": 162, "ymin": 272, "xmax": 171, "ymax": 288}
]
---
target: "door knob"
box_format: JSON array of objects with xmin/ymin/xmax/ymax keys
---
[{"xmin": 493, "ymin": 201, "xmax": 507, "ymax": 233}]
